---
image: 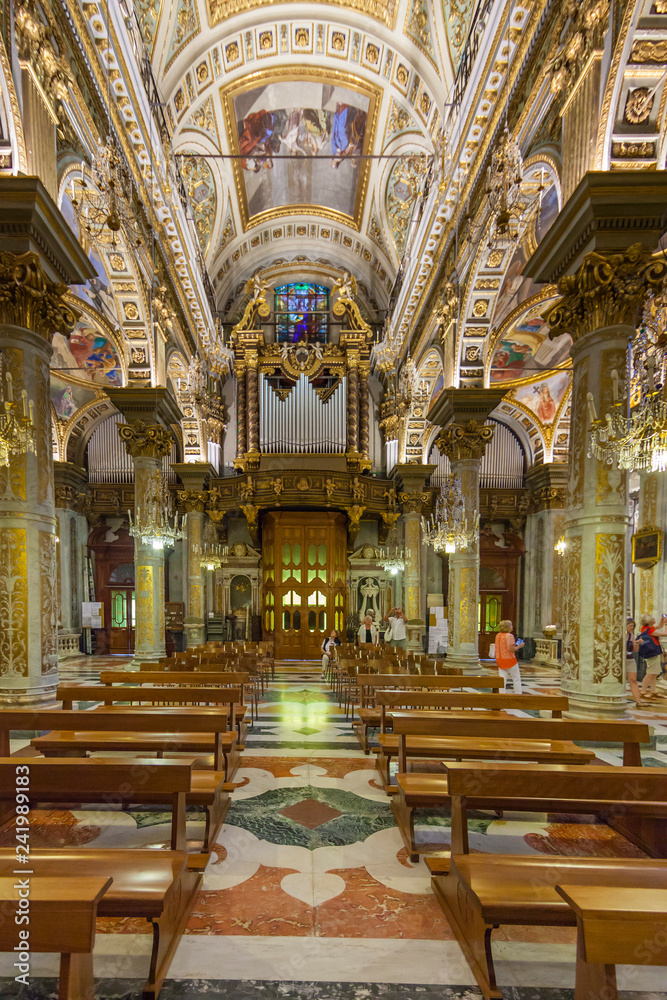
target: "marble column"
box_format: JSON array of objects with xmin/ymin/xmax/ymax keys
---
[
  {"xmin": 53, "ymin": 462, "xmax": 88, "ymax": 659},
  {"xmin": 543, "ymin": 251, "xmax": 667, "ymax": 718},
  {"xmin": 396, "ymin": 464, "xmax": 435, "ymax": 652},
  {"xmin": 437, "ymin": 423, "xmax": 493, "ymax": 672},
  {"xmin": 117, "ymin": 422, "xmax": 173, "ymax": 664},
  {"xmin": 0, "ymin": 180, "xmax": 92, "ymax": 704},
  {"xmin": 635, "ymin": 471, "xmax": 667, "ymax": 622}
]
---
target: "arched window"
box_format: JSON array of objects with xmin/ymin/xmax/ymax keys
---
[{"xmin": 274, "ymin": 283, "xmax": 328, "ymax": 344}]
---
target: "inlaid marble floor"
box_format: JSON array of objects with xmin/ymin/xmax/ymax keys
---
[{"xmin": 2, "ymin": 656, "xmax": 667, "ymax": 999}]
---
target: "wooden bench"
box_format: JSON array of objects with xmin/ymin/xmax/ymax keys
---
[
  {"xmin": 556, "ymin": 884, "xmax": 667, "ymax": 1000},
  {"xmin": 354, "ymin": 675, "xmax": 504, "ymax": 753},
  {"xmin": 0, "ymin": 847, "xmax": 205, "ymax": 999},
  {"xmin": 0, "ymin": 876, "xmax": 111, "ymax": 1000},
  {"xmin": 57, "ymin": 684, "xmax": 247, "ymax": 747},
  {"xmin": 0, "ymin": 708, "xmax": 240, "ymax": 780},
  {"xmin": 100, "ymin": 669, "xmax": 259, "ymax": 721},
  {"xmin": 0, "ymin": 756, "xmax": 233, "ymax": 853},
  {"xmin": 376, "ymin": 714, "xmax": 609, "ymax": 792},
  {"xmin": 430, "ymin": 762, "xmax": 667, "ymax": 1000}
]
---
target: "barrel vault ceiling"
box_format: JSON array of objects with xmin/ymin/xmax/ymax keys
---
[{"xmin": 142, "ymin": 0, "xmax": 465, "ymax": 316}]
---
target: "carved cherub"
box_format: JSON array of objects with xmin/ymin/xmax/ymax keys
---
[
  {"xmin": 240, "ymin": 476, "xmax": 254, "ymax": 500},
  {"xmin": 383, "ymin": 486, "xmax": 397, "ymax": 509},
  {"xmin": 352, "ymin": 475, "xmax": 364, "ymax": 501},
  {"xmin": 333, "ymin": 269, "xmax": 357, "ymax": 300},
  {"xmin": 325, "ymin": 478, "xmax": 336, "ymax": 500},
  {"xmin": 248, "ymin": 273, "xmax": 268, "ymax": 303},
  {"xmin": 270, "ymin": 477, "xmax": 284, "ymax": 496}
]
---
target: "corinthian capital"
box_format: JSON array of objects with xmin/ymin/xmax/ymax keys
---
[
  {"xmin": 437, "ymin": 419, "xmax": 494, "ymax": 462},
  {"xmin": 177, "ymin": 489, "xmax": 208, "ymax": 513},
  {"xmin": 0, "ymin": 252, "xmax": 79, "ymax": 340},
  {"xmin": 546, "ymin": 243, "xmax": 667, "ymax": 341},
  {"xmin": 117, "ymin": 420, "xmax": 173, "ymax": 460}
]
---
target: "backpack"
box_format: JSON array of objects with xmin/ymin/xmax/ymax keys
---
[{"xmin": 637, "ymin": 631, "xmax": 662, "ymax": 659}]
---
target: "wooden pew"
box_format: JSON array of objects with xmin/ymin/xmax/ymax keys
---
[
  {"xmin": 556, "ymin": 884, "xmax": 667, "ymax": 1000},
  {"xmin": 354, "ymin": 674, "xmax": 503, "ymax": 753},
  {"xmin": 100, "ymin": 669, "xmax": 259, "ymax": 721},
  {"xmin": 376, "ymin": 713, "xmax": 614, "ymax": 792},
  {"xmin": 430, "ymin": 761, "xmax": 667, "ymax": 1000},
  {"xmin": 0, "ymin": 756, "xmax": 232, "ymax": 853},
  {"xmin": 0, "ymin": 876, "xmax": 111, "ymax": 1000},
  {"xmin": 0, "ymin": 708, "xmax": 240, "ymax": 780},
  {"xmin": 57, "ymin": 684, "xmax": 247, "ymax": 747}
]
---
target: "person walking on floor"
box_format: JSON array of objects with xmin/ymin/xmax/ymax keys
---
[
  {"xmin": 638, "ymin": 613, "xmax": 667, "ymax": 702},
  {"xmin": 494, "ymin": 620, "xmax": 523, "ymax": 693},
  {"xmin": 383, "ymin": 606, "xmax": 408, "ymax": 649},
  {"xmin": 321, "ymin": 629, "xmax": 340, "ymax": 679}
]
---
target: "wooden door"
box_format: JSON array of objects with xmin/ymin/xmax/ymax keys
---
[
  {"xmin": 263, "ymin": 511, "xmax": 346, "ymax": 660},
  {"xmin": 108, "ymin": 588, "xmax": 135, "ymax": 653},
  {"xmin": 479, "ymin": 529, "xmax": 525, "ymax": 658}
]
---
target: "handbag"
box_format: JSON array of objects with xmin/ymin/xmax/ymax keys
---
[{"xmin": 637, "ymin": 631, "xmax": 662, "ymax": 659}]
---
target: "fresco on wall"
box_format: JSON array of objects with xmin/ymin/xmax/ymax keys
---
[
  {"xmin": 535, "ymin": 183, "xmax": 559, "ymax": 244},
  {"xmin": 51, "ymin": 324, "xmax": 122, "ymax": 387},
  {"xmin": 229, "ymin": 80, "xmax": 372, "ymax": 223},
  {"xmin": 511, "ymin": 371, "xmax": 570, "ymax": 425},
  {"xmin": 490, "ymin": 298, "xmax": 572, "ymax": 383},
  {"xmin": 50, "ymin": 374, "xmax": 96, "ymax": 420}
]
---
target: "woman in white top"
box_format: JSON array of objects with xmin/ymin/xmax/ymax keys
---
[
  {"xmin": 357, "ymin": 615, "xmax": 378, "ymax": 645},
  {"xmin": 321, "ymin": 629, "xmax": 341, "ymax": 678}
]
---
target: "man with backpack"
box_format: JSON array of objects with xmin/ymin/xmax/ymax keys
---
[{"xmin": 638, "ymin": 613, "xmax": 667, "ymax": 702}]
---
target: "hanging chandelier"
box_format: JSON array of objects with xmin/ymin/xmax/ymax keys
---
[
  {"xmin": 128, "ymin": 468, "xmax": 186, "ymax": 549},
  {"xmin": 587, "ymin": 290, "xmax": 667, "ymax": 472},
  {"xmin": 378, "ymin": 547, "xmax": 406, "ymax": 576},
  {"xmin": 422, "ymin": 476, "xmax": 479, "ymax": 554},
  {"xmin": 197, "ymin": 519, "xmax": 229, "ymax": 570},
  {"xmin": 71, "ymin": 136, "xmax": 144, "ymax": 248},
  {"xmin": 0, "ymin": 363, "xmax": 36, "ymax": 468},
  {"xmin": 484, "ymin": 126, "xmax": 525, "ymax": 250}
]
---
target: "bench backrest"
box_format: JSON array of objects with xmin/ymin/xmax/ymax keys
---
[
  {"xmin": 58, "ymin": 684, "xmax": 243, "ymax": 710},
  {"xmin": 0, "ymin": 757, "xmax": 193, "ymax": 849},
  {"xmin": 443, "ymin": 761, "xmax": 667, "ymax": 854},
  {"xmin": 99, "ymin": 671, "xmax": 250, "ymax": 686},
  {"xmin": 391, "ymin": 715, "xmax": 650, "ymax": 765},
  {"xmin": 375, "ymin": 691, "xmax": 567, "ymax": 715},
  {"xmin": 357, "ymin": 674, "xmax": 499, "ymax": 692}
]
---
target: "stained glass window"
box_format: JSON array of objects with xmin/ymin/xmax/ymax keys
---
[{"xmin": 275, "ymin": 283, "xmax": 328, "ymax": 344}]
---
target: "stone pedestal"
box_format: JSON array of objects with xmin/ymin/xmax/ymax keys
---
[
  {"xmin": 526, "ymin": 171, "xmax": 667, "ymax": 718},
  {"xmin": 0, "ymin": 178, "xmax": 93, "ymax": 706}
]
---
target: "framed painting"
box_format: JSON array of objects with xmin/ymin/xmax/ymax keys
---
[{"xmin": 632, "ymin": 527, "xmax": 663, "ymax": 569}]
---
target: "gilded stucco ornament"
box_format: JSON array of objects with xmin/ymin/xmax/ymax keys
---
[
  {"xmin": 436, "ymin": 420, "xmax": 494, "ymax": 462},
  {"xmin": 231, "ymin": 275, "xmax": 271, "ymax": 338},
  {"xmin": 117, "ymin": 421, "xmax": 173, "ymax": 459},
  {"xmin": 0, "ymin": 253, "xmax": 79, "ymax": 341},
  {"xmin": 177, "ymin": 489, "xmax": 208, "ymax": 512},
  {"xmin": 545, "ymin": 244, "xmax": 667, "ymax": 341}
]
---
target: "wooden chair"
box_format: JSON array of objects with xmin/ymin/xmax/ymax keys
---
[
  {"xmin": 430, "ymin": 762, "xmax": 667, "ymax": 1000},
  {"xmin": 0, "ymin": 876, "xmax": 111, "ymax": 1000}
]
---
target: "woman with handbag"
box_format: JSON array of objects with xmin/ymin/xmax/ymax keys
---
[{"xmin": 638, "ymin": 613, "xmax": 667, "ymax": 701}]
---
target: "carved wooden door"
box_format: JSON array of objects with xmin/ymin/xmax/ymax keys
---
[{"xmin": 263, "ymin": 511, "xmax": 346, "ymax": 659}]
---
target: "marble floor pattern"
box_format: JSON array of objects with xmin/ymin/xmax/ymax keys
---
[{"xmin": 1, "ymin": 655, "xmax": 667, "ymax": 999}]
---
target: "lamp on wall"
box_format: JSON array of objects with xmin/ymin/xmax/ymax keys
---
[{"xmin": 0, "ymin": 360, "xmax": 36, "ymax": 468}]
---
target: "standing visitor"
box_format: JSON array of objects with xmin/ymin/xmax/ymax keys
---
[
  {"xmin": 638, "ymin": 614, "xmax": 667, "ymax": 701},
  {"xmin": 494, "ymin": 620, "xmax": 524, "ymax": 693},
  {"xmin": 357, "ymin": 614, "xmax": 378, "ymax": 646},
  {"xmin": 321, "ymin": 629, "xmax": 340, "ymax": 679},
  {"xmin": 383, "ymin": 606, "xmax": 408, "ymax": 649},
  {"xmin": 626, "ymin": 619, "xmax": 643, "ymax": 708}
]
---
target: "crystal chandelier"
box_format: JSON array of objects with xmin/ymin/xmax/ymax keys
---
[
  {"xmin": 128, "ymin": 468, "xmax": 186, "ymax": 549},
  {"xmin": 180, "ymin": 354, "xmax": 209, "ymax": 402},
  {"xmin": 71, "ymin": 136, "xmax": 143, "ymax": 248},
  {"xmin": 197, "ymin": 519, "xmax": 229, "ymax": 570},
  {"xmin": 0, "ymin": 362, "xmax": 36, "ymax": 468},
  {"xmin": 587, "ymin": 290, "xmax": 667, "ymax": 472},
  {"xmin": 378, "ymin": 547, "xmax": 406, "ymax": 576},
  {"xmin": 422, "ymin": 476, "xmax": 479, "ymax": 554},
  {"xmin": 484, "ymin": 126, "xmax": 525, "ymax": 250}
]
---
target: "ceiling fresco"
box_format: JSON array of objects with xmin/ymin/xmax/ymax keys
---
[
  {"xmin": 488, "ymin": 295, "xmax": 572, "ymax": 385},
  {"xmin": 222, "ymin": 74, "xmax": 379, "ymax": 230}
]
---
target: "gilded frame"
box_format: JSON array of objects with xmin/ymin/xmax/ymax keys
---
[
  {"xmin": 632, "ymin": 527, "xmax": 663, "ymax": 569},
  {"xmin": 221, "ymin": 67, "xmax": 380, "ymax": 233}
]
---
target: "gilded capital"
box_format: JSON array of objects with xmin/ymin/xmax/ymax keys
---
[
  {"xmin": 399, "ymin": 491, "xmax": 429, "ymax": 514},
  {"xmin": 545, "ymin": 243, "xmax": 667, "ymax": 341},
  {"xmin": 177, "ymin": 489, "xmax": 208, "ymax": 513},
  {"xmin": 117, "ymin": 420, "xmax": 173, "ymax": 460},
  {"xmin": 0, "ymin": 252, "xmax": 79, "ymax": 340},
  {"xmin": 437, "ymin": 419, "xmax": 494, "ymax": 462}
]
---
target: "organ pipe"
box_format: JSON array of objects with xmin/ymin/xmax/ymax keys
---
[{"xmin": 259, "ymin": 374, "xmax": 346, "ymax": 453}]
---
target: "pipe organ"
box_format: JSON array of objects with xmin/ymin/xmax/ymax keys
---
[
  {"xmin": 87, "ymin": 414, "xmax": 178, "ymax": 484},
  {"xmin": 260, "ymin": 374, "xmax": 346, "ymax": 454}
]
